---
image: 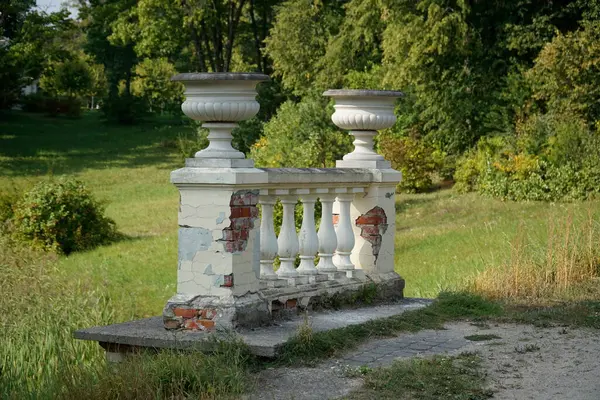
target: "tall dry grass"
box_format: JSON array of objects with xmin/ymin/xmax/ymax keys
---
[
  {"xmin": 0, "ymin": 234, "xmax": 254, "ymax": 399},
  {"xmin": 0, "ymin": 235, "xmax": 114, "ymax": 398},
  {"xmin": 471, "ymin": 208, "xmax": 600, "ymax": 301}
]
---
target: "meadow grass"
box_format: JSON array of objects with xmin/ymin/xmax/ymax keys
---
[
  {"xmin": 396, "ymin": 190, "xmax": 600, "ymax": 298},
  {"xmin": 1, "ymin": 112, "xmax": 600, "ymax": 398}
]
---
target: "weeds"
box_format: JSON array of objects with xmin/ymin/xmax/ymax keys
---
[
  {"xmin": 277, "ymin": 292, "xmax": 502, "ymax": 365},
  {"xmin": 472, "ymin": 208, "xmax": 600, "ymax": 301},
  {"xmin": 61, "ymin": 339, "xmax": 253, "ymax": 400},
  {"xmin": 515, "ymin": 343, "xmax": 540, "ymax": 354},
  {"xmin": 346, "ymin": 353, "xmax": 493, "ymax": 400},
  {"xmin": 464, "ymin": 334, "xmax": 501, "ymax": 341}
]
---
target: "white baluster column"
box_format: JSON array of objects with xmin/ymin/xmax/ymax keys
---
[
  {"xmin": 316, "ymin": 193, "xmax": 338, "ymax": 272},
  {"xmin": 277, "ymin": 195, "xmax": 299, "ymax": 277},
  {"xmin": 335, "ymin": 192, "xmax": 355, "ymax": 270},
  {"xmin": 297, "ymin": 192, "xmax": 319, "ymax": 275},
  {"xmin": 259, "ymin": 194, "xmax": 278, "ymax": 280}
]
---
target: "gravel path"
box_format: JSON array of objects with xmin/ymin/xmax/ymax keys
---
[{"xmin": 246, "ymin": 322, "xmax": 600, "ymax": 400}]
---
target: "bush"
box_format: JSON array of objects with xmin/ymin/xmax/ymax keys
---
[
  {"xmin": 12, "ymin": 178, "xmax": 117, "ymax": 254},
  {"xmin": 378, "ymin": 134, "xmax": 444, "ymax": 193},
  {"xmin": 454, "ymin": 116, "xmax": 600, "ymax": 201},
  {"xmin": 20, "ymin": 93, "xmax": 83, "ymax": 117}
]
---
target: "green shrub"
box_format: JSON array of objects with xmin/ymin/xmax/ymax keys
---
[
  {"xmin": 20, "ymin": 93, "xmax": 84, "ymax": 117},
  {"xmin": 12, "ymin": 178, "xmax": 117, "ymax": 254},
  {"xmin": 378, "ymin": 134, "xmax": 444, "ymax": 193}
]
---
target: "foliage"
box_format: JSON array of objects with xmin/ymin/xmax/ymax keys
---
[
  {"xmin": 20, "ymin": 93, "xmax": 84, "ymax": 117},
  {"xmin": 79, "ymin": 0, "xmax": 143, "ymax": 123},
  {"xmin": 455, "ymin": 110, "xmax": 600, "ymax": 201},
  {"xmin": 527, "ymin": 20, "xmax": 600, "ymax": 122},
  {"xmin": 379, "ymin": 133, "xmax": 444, "ymax": 193},
  {"xmin": 265, "ymin": 0, "xmax": 344, "ymax": 95},
  {"xmin": 251, "ymin": 95, "xmax": 352, "ymax": 168},
  {"xmin": 40, "ymin": 57, "xmax": 93, "ymax": 99},
  {"xmin": 131, "ymin": 57, "xmax": 183, "ymax": 114},
  {"xmin": 12, "ymin": 178, "xmax": 117, "ymax": 254}
]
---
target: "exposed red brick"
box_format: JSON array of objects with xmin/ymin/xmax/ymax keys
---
[
  {"xmin": 198, "ymin": 320, "xmax": 216, "ymax": 330},
  {"xmin": 232, "ymin": 217, "xmax": 253, "ymax": 230},
  {"xmin": 286, "ymin": 299, "xmax": 298, "ymax": 309},
  {"xmin": 355, "ymin": 206, "xmax": 388, "ymax": 261},
  {"xmin": 173, "ymin": 308, "xmax": 198, "ymax": 318},
  {"xmin": 223, "ymin": 191, "xmax": 259, "ymax": 253},
  {"xmin": 360, "ymin": 225, "xmax": 381, "ymax": 236},
  {"xmin": 355, "ymin": 215, "xmax": 383, "ymax": 225},
  {"xmin": 224, "ymin": 241, "xmax": 236, "ymax": 253},
  {"xmin": 221, "ymin": 274, "xmax": 234, "ymax": 287},
  {"xmin": 184, "ymin": 319, "xmax": 199, "ymax": 330}
]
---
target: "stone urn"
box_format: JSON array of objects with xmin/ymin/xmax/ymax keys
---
[
  {"xmin": 172, "ymin": 72, "xmax": 269, "ymax": 167},
  {"xmin": 323, "ymin": 89, "xmax": 403, "ymax": 168}
]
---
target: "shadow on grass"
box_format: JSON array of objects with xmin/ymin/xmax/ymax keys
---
[{"xmin": 0, "ymin": 111, "xmax": 193, "ymax": 177}]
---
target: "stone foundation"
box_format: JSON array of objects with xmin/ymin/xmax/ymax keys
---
[{"xmin": 163, "ymin": 273, "xmax": 404, "ymax": 330}]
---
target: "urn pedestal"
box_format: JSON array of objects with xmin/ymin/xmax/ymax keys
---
[{"xmin": 323, "ymin": 89, "xmax": 403, "ymax": 169}]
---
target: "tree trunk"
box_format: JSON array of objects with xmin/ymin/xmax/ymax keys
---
[{"xmin": 249, "ymin": 0, "xmax": 263, "ymax": 72}]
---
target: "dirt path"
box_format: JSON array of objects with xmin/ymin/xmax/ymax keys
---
[
  {"xmin": 245, "ymin": 322, "xmax": 600, "ymax": 400},
  {"xmin": 458, "ymin": 322, "xmax": 600, "ymax": 400}
]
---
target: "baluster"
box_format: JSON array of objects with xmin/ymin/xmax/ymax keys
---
[
  {"xmin": 297, "ymin": 193, "xmax": 319, "ymax": 274},
  {"xmin": 277, "ymin": 195, "xmax": 299, "ymax": 277},
  {"xmin": 335, "ymin": 192, "xmax": 355, "ymax": 270},
  {"xmin": 316, "ymin": 193, "xmax": 338, "ymax": 272},
  {"xmin": 259, "ymin": 194, "xmax": 278, "ymax": 280}
]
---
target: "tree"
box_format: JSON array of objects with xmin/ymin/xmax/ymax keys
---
[
  {"xmin": 250, "ymin": 95, "xmax": 352, "ymax": 168},
  {"xmin": 78, "ymin": 0, "xmax": 144, "ymax": 123},
  {"xmin": 0, "ymin": 6, "xmax": 74, "ymax": 109},
  {"xmin": 110, "ymin": 0, "xmax": 278, "ymax": 73},
  {"xmin": 40, "ymin": 57, "xmax": 93, "ymax": 98},
  {"xmin": 264, "ymin": 0, "xmax": 344, "ymax": 95},
  {"xmin": 131, "ymin": 58, "xmax": 183, "ymax": 114}
]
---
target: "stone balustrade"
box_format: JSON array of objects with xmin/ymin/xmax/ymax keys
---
[{"xmin": 162, "ymin": 73, "xmax": 405, "ymax": 331}]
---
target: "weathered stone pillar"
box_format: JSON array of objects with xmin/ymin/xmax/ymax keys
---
[{"xmin": 162, "ymin": 73, "xmax": 270, "ymax": 331}]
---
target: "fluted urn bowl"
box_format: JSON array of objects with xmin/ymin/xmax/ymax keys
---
[
  {"xmin": 172, "ymin": 73, "xmax": 269, "ymax": 160},
  {"xmin": 323, "ymin": 89, "xmax": 403, "ymax": 131},
  {"xmin": 323, "ymin": 89, "xmax": 403, "ymax": 165},
  {"xmin": 172, "ymin": 73, "xmax": 269, "ymax": 122}
]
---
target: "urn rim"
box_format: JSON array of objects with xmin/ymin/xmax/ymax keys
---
[
  {"xmin": 171, "ymin": 72, "xmax": 270, "ymax": 82},
  {"xmin": 322, "ymin": 89, "xmax": 403, "ymax": 98}
]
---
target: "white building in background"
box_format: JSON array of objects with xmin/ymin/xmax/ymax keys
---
[{"xmin": 22, "ymin": 80, "xmax": 39, "ymax": 95}]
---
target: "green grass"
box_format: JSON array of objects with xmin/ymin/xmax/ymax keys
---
[
  {"xmin": 395, "ymin": 190, "xmax": 600, "ymax": 297},
  {"xmin": 344, "ymin": 353, "xmax": 493, "ymax": 400},
  {"xmin": 464, "ymin": 334, "xmax": 502, "ymax": 341},
  {"xmin": 277, "ymin": 292, "xmax": 502, "ymax": 365}
]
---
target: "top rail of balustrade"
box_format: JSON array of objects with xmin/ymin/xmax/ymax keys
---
[{"xmin": 170, "ymin": 166, "xmax": 401, "ymax": 187}]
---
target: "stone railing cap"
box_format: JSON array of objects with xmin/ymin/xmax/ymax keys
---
[
  {"xmin": 171, "ymin": 72, "xmax": 270, "ymax": 82},
  {"xmin": 323, "ymin": 89, "xmax": 403, "ymax": 98}
]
